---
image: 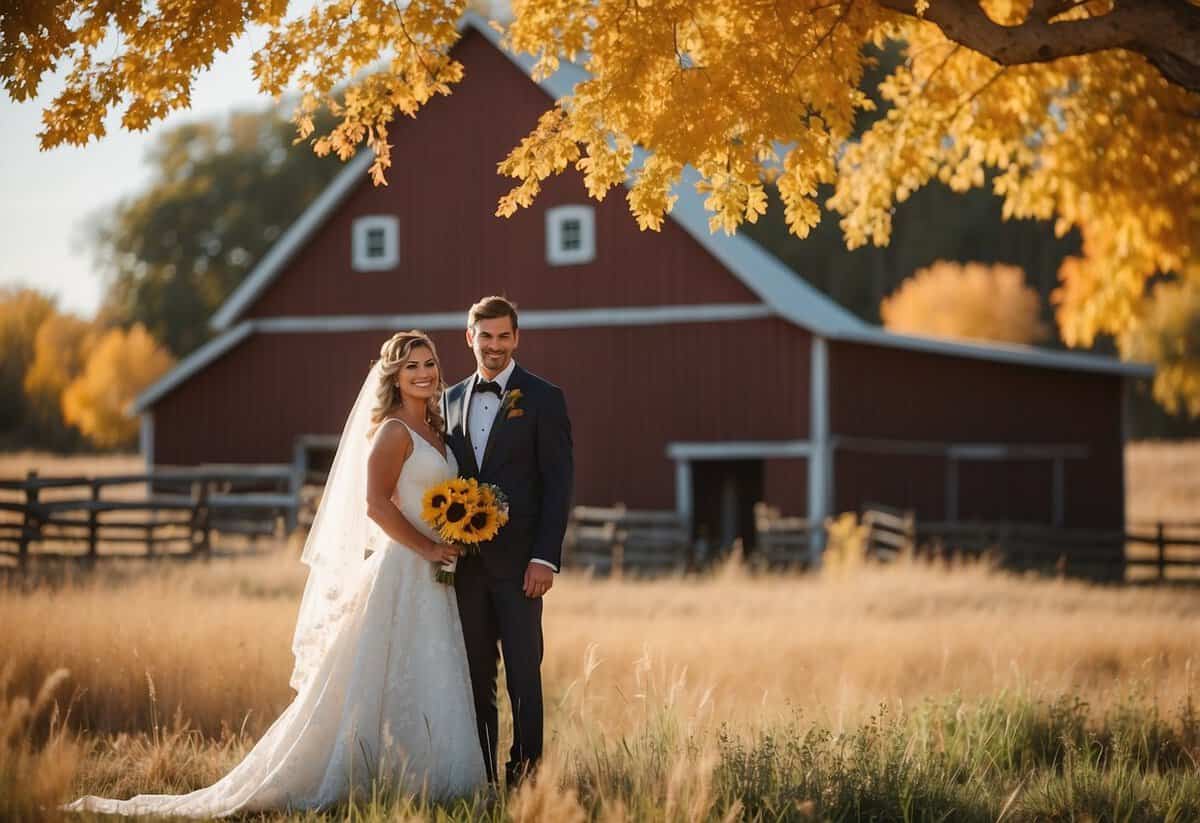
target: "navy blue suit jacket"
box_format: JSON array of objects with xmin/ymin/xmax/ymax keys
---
[{"xmin": 444, "ymin": 364, "xmax": 574, "ymax": 577}]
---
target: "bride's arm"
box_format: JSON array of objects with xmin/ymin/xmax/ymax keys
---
[{"xmin": 366, "ymin": 423, "xmax": 459, "ymax": 564}]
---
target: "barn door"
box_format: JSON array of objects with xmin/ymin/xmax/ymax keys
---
[{"xmin": 691, "ymin": 459, "xmax": 764, "ymax": 558}]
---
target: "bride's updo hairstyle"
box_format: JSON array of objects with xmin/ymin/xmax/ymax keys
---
[{"xmin": 370, "ymin": 330, "xmax": 447, "ymax": 438}]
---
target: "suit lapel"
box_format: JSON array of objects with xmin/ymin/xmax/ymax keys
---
[
  {"xmin": 461, "ymin": 377, "xmax": 475, "ymax": 436},
  {"xmin": 453, "ymin": 379, "xmax": 480, "ymax": 477},
  {"xmin": 481, "ymin": 365, "xmax": 524, "ymax": 473}
]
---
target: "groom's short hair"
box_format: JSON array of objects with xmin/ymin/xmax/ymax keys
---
[{"xmin": 468, "ymin": 296, "xmax": 519, "ymax": 331}]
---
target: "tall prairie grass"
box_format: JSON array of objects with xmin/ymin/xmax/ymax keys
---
[
  {"xmin": 5, "ymin": 557, "xmax": 1200, "ymax": 740},
  {"xmin": 0, "ymin": 665, "xmax": 84, "ymax": 821},
  {"xmin": 2, "ymin": 556, "xmax": 1199, "ymax": 820}
]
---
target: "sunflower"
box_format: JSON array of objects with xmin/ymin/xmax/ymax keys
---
[
  {"xmin": 422, "ymin": 483, "xmax": 453, "ymax": 526},
  {"xmin": 420, "ymin": 477, "xmax": 509, "ymax": 546},
  {"xmin": 446, "ymin": 478, "xmax": 475, "ymax": 501},
  {"xmin": 438, "ymin": 497, "xmax": 472, "ymax": 542},
  {"xmin": 463, "ymin": 505, "xmax": 502, "ymax": 543},
  {"xmin": 479, "ymin": 487, "xmax": 510, "ymax": 527}
]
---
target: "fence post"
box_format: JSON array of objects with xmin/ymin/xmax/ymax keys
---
[
  {"xmin": 18, "ymin": 470, "xmax": 38, "ymax": 567},
  {"xmin": 1156, "ymin": 522, "xmax": 1166, "ymax": 582},
  {"xmin": 287, "ymin": 442, "xmax": 306, "ymax": 534},
  {"xmin": 88, "ymin": 481, "xmax": 100, "ymax": 560},
  {"xmin": 190, "ymin": 481, "xmax": 211, "ymax": 557}
]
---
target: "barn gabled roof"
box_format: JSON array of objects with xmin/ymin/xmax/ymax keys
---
[{"xmin": 189, "ymin": 11, "xmax": 1150, "ymax": 411}]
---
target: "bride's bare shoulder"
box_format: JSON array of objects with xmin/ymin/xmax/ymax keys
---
[{"xmin": 369, "ymin": 418, "xmax": 413, "ymax": 457}]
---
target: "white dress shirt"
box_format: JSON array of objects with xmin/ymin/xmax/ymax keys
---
[
  {"xmin": 467, "ymin": 359, "xmax": 557, "ymax": 572},
  {"xmin": 467, "ymin": 358, "xmax": 515, "ymax": 469}
]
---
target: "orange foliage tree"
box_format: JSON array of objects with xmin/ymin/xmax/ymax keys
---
[
  {"xmin": 61, "ymin": 324, "xmax": 174, "ymax": 449},
  {"xmin": 23, "ymin": 312, "xmax": 97, "ymax": 441},
  {"xmin": 881, "ymin": 260, "xmax": 1048, "ymax": 345},
  {"xmin": 1119, "ymin": 269, "xmax": 1200, "ymax": 418}
]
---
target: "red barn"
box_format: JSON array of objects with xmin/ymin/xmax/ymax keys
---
[{"xmin": 134, "ymin": 15, "xmax": 1151, "ymax": 564}]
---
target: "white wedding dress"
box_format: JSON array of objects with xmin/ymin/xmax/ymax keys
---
[{"xmin": 65, "ymin": 420, "xmax": 487, "ymax": 817}]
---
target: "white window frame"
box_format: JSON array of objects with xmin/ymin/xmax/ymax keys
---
[
  {"xmin": 352, "ymin": 215, "xmax": 400, "ymax": 271},
  {"xmin": 545, "ymin": 205, "xmax": 596, "ymax": 266}
]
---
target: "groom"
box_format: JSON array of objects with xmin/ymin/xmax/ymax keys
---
[{"xmin": 444, "ymin": 295, "xmax": 574, "ymax": 787}]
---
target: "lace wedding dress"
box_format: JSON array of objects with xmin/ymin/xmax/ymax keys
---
[{"xmin": 64, "ymin": 418, "xmax": 486, "ymax": 817}]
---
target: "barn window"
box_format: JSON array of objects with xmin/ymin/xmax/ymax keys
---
[
  {"xmin": 366, "ymin": 227, "xmax": 386, "ymax": 257},
  {"xmin": 561, "ymin": 219, "xmax": 581, "ymax": 250},
  {"xmin": 545, "ymin": 205, "xmax": 595, "ymax": 266},
  {"xmin": 352, "ymin": 215, "xmax": 400, "ymax": 271}
]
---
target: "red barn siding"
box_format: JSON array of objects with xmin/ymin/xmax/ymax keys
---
[
  {"xmin": 154, "ymin": 332, "xmax": 391, "ymax": 466},
  {"xmin": 832, "ymin": 453, "xmax": 948, "ymax": 519},
  {"xmin": 828, "ymin": 341, "xmax": 1121, "ymax": 444},
  {"xmin": 243, "ymin": 31, "xmax": 759, "ymax": 321},
  {"xmin": 827, "ymin": 340, "xmax": 1124, "ymax": 529},
  {"xmin": 154, "ymin": 318, "xmax": 813, "ymax": 510},
  {"xmin": 956, "ymin": 459, "xmax": 1053, "ymax": 522},
  {"xmin": 763, "ymin": 459, "xmax": 808, "ymax": 517}
]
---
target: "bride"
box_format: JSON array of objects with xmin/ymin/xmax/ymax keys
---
[{"xmin": 64, "ymin": 331, "xmax": 488, "ymax": 816}]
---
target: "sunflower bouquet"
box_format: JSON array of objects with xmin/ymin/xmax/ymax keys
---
[{"xmin": 421, "ymin": 477, "xmax": 510, "ymax": 584}]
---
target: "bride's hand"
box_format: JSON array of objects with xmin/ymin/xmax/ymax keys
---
[{"xmin": 420, "ymin": 541, "xmax": 460, "ymax": 564}]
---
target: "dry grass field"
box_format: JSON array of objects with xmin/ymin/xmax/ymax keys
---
[
  {"xmin": 1, "ymin": 442, "xmax": 1198, "ymax": 820},
  {"xmin": 1126, "ymin": 440, "xmax": 1200, "ymax": 523}
]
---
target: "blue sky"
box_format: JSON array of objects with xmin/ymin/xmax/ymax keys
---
[{"xmin": 0, "ymin": 32, "xmax": 281, "ymax": 317}]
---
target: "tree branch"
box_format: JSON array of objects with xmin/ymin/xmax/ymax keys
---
[
  {"xmin": 1028, "ymin": 0, "xmax": 1073, "ymax": 23},
  {"xmin": 877, "ymin": 0, "xmax": 1200, "ymax": 93}
]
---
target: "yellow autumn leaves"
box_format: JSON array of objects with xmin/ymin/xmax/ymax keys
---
[
  {"xmin": 502, "ymin": 0, "xmax": 877, "ymax": 237},
  {"xmin": 7, "ymin": 1, "xmax": 1199, "ymax": 408},
  {"xmin": 62, "ymin": 325, "xmax": 174, "ymax": 449},
  {"xmin": 0, "ymin": 289, "xmax": 174, "ymax": 448}
]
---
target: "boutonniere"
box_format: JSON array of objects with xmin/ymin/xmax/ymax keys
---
[{"xmin": 502, "ymin": 389, "xmax": 525, "ymax": 419}]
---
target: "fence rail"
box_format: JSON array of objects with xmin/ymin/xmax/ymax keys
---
[
  {"xmin": 564, "ymin": 504, "xmax": 692, "ymax": 576},
  {"xmin": 0, "ymin": 466, "xmax": 305, "ymax": 567},
  {"xmin": 913, "ymin": 520, "xmax": 1200, "ymax": 580},
  {"xmin": 753, "ymin": 503, "xmax": 816, "ymax": 569},
  {"xmin": 751, "ymin": 504, "xmax": 1199, "ymax": 582},
  {"xmin": 8, "ymin": 463, "xmax": 1197, "ymax": 584}
]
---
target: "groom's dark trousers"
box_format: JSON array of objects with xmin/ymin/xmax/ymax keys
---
[{"xmin": 445, "ymin": 365, "xmax": 573, "ymax": 785}]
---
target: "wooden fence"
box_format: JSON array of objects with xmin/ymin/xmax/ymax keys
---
[
  {"xmin": 916, "ymin": 519, "xmax": 1200, "ymax": 581},
  {"xmin": 751, "ymin": 503, "xmax": 1200, "ymax": 581},
  {"xmin": 0, "ymin": 466, "xmax": 306, "ymax": 566},
  {"xmin": 753, "ymin": 503, "xmax": 817, "ymax": 569},
  {"xmin": 9, "ymin": 463, "xmax": 1196, "ymax": 583},
  {"xmin": 1126, "ymin": 521, "xmax": 1200, "ymax": 581},
  {"xmin": 564, "ymin": 505, "xmax": 692, "ymax": 576},
  {"xmin": 561, "ymin": 502, "xmax": 1196, "ymax": 581}
]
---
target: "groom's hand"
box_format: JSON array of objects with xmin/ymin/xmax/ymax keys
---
[{"xmin": 523, "ymin": 562, "xmax": 554, "ymax": 598}]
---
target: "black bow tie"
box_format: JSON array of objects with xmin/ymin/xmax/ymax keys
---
[{"xmin": 474, "ymin": 379, "xmax": 502, "ymax": 396}]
